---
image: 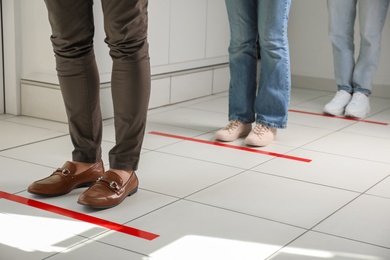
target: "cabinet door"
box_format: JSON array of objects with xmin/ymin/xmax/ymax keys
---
[
  {"xmin": 149, "ymin": 0, "xmax": 171, "ymax": 66},
  {"xmin": 206, "ymin": 0, "xmax": 229, "ymax": 58},
  {"xmin": 170, "ymin": 0, "xmax": 208, "ymax": 63}
]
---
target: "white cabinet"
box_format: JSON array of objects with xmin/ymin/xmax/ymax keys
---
[
  {"xmin": 19, "ymin": 0, "xmax": 230, "ymax": 121},
  {"xmin": 148, "ymin": 0, "xmax": 229, "ymax": 74},
  {"xmin": 148, "ymin": 0, "xmax": 170, "ymax": 67},
  {"xmin": 169, "ymin": 0, "xmax": 208, "ymax": 64}
]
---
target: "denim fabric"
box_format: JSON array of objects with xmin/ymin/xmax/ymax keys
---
[
  {"xmin": 225, "ymin": 0, "xmax": 292, "ymax": 129},
  {"xmin": 327, "ymin": 0, "xmax": 390, "ymax": 95}
]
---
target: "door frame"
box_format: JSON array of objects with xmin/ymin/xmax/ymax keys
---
[{"xmin": 0, "ymin": 1, "xmax": 4, "ymax": 114}]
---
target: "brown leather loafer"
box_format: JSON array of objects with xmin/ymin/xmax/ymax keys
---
[
  {"xmin": 28, "ymin": 160, "xmax": 104, "ymax": 196},
  {"xmin": 77, "ymin": 170, "xmax": 138, "ymax": 209}
]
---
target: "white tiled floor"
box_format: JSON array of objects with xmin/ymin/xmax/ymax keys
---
[{"xmin": 1, "ymin": 87, "xmax": 390, "ymax": 260}]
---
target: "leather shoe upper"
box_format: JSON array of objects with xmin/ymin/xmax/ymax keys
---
[
  {"xmin": 27, "ymin": 160, "xmax": 104, "ymax": 196},
  {"xmin": 77, "ymin": 170, "xmax": 138, "ymax": 209}
]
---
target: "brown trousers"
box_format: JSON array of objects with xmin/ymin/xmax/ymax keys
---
[{"xmin": 44, "ymin": 0, "xmax": 151, "ymax": 170}]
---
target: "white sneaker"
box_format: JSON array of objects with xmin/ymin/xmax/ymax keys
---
[
  {"xmin": 323, "ymin": 90, "xmax": 352, "ymax": 116},
  {"xmin": 345, "ymin": 92, "xmax": 370, "ymax": 119},
  {"xmin": 214, "ymin": 120, "xmax": 252, "ymax": 142},
  {"xmin": 244, "ymin": 124, "xmax": 277, "ymax": 147}
]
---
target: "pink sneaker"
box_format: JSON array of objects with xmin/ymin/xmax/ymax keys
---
[
  {"xmin": 214, "ymin": 120, "xmax": 252, "ymax": 142},
  {"xmin": 244, "ymin": 124, "xmax": 276, "ymax": 147}
]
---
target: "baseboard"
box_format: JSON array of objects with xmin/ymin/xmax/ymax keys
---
[
  {"xmin": 292, "ymin": 75, "xmax": 390, "ymax": 98},
  {"xmin": 20, "ymin": 64, "xmax": 230, "ymax": 123}
]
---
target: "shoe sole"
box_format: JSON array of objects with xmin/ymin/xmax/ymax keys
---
[
  {"xmin": 77, "ymin": 187, "xmax": 138, "ymax": 209},
  {"xmin": 215, "ymin": 129, "xmax": 252, "ymax": 142},
  {"xmin": 28, "ymin": 181, "xmax": 95, "ymax": 197},
  {"xmin": 323, "ymin": 108, "xmax": 345, "ymax": 116},
  {"xmin": 345, "ymin": 112, "xmax": 369, "ymax": 119},
  {"xmin": 244, "ymin": 139, "xmax": 273, "ymax": 147}
]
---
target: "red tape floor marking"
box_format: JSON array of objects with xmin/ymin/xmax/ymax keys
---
[
  {"xmin": 0, "ymin": 191, "xmax": 159, "ymax": 241},
  {"xmin": 149, "ymin": 131, "xmax": 312, "ymax": 163},
  {"xmin": 289, "ymin": 109, "xmax": 388, "ymax": 126}
]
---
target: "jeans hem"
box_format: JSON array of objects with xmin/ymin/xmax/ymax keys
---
[{"xmin": 256, "ymin": 120, "xmax": 287, "ymax": 129}]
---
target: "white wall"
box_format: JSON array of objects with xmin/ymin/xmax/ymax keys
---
[
  {"xmin": 4, "ymin": 0, "xmax": 390, "ymax": 116},
  {"xmin": 20, "ymin": 0, "xmax": 390, "ymax": 90},
  {"xmin": 16, "ymin": 0, "xmax": 230, "ymax": 121},
  {"xmin": 288, "ymin": 0, "xmax": 390, "ymax": 95},
  {"xmin": 20, "ymin": 0, "xmax": 229, "ymax": 82}
]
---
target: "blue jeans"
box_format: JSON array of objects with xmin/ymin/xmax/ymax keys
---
[
  {"xmin": 225, "ymin": 0, "xmax": 291, "ymax": 129},
  {"xmin": 327, "ymin": 0, "xmax": 390, "ymax": 96}
]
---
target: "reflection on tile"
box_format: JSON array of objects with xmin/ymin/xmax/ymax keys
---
[
  {"xmin": 271, "ymin": 231, "xmax": 390, "ymax": 260},
  {"xmin": 95, "ymin": 200, "xmax": 305, "ymax": 259}
]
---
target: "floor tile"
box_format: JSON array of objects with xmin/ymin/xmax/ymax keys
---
[
  {"xmin": 138, "ymin": 151, "xmax": 244, "ymax": 197},
  {"xmin": 0, "ymin": 157, "xmax": 52, "ymax": 194},
  {"xmin": 187, "ymin": 171, "xmax": 359, "ymax": 228},
  {"xmin": 45, "ymin": 239, "xmax": 146, "ymax": 260},
  {"xmin": 302, "ymin": 131, "xmax": 390, "ymax": 164},
  {"xmin": 313, "ymin": 194, "xmax": 390, "ymax": 248},
  {"xmin": 185, "ymin": 95, "xmax": 228, "ymax": 114},
  {"xmin": 341, "ymin": 108, "xmax": 390, "ymax": 140},
  {"xmin": 0, "ymin": 136, "xmax": 114, "ymax": 169},
  {"xmin": 0, "ymin": 200, "xmax": 94, "ymax": 260},
  {"xmin": 143, "ymin": 121, "xmax": 206, "ymax": 150},
  {"xmin": 0, "ymin": 120, "xmax": 66, "ymax": 151},
  {"xmin": 4, "ymin": 116, "xmax": 69, "ymax": 133},
  {"xmin": 271, "ymin": 231, "xmax": 390, "ymax": 260},
  {"xmin": 254, "ymin": 149, "xmax": 390, "ymax": 192},
  {"xmin": 16, "ymin": 189, "xmax": 177, "ymax": 238},
  {"xmin": 287, "ymin": 110, "xmax": 356, "ymax": 130},
  {"xmin": 366, "ymin": 175, "xmax": 390, "ymax": 199},
  {"xmin": 289, "ymin": 88, "xmax": 329, "ymax": 107},
  {"xmin": 146, "ymin": 107, "xmax": 226, "ymax": 132},
  {"xmin": 156, "ymin": 134, "xmax": 294, "ymax": 169},
  {"xmin": 95, "ymin": 200, "xmax": 306, "ymax": 260},
  {"xmin": 275, "ymin": 123, "xmax": 334, "ymax": 148}
]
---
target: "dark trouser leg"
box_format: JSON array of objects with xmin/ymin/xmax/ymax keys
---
[
  {"xmin": 44, "ymin": 0, "xmax": 102, "ymax": 163},
  {"xmin": 101, "ymin": 0, "xmax": 151, "ymax": 170}
]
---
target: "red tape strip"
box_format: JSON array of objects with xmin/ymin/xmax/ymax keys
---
[
  {"xmin": 289, "ymin": 109, "xmax": 388, "ymax": 126},
  {"xmin": 0, "ymin": 191, "xmax": 159, "ymax": 241},
  {"xmin": 149, "ymin": 131, "xmax": 312, "ymax": 163}
]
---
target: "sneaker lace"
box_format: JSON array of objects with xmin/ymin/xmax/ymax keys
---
[
  {"xmin": 350, "ymin": 92, "xmax": 365, "ymax": 105},
  {"xmin": 223, "ymin": 121, "xmax": 240, "ymax": 133},
  {"xmin": 252, "ymin": 124, "xmax": 269, "ymax": 136},
  {"xmin": 334, "ymin": 91, "xmax": 349, "ymax": 101}
]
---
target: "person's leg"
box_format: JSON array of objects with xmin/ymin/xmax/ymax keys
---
[
  {"xmin": 77, "ymin": 0, "xmax": 151, "ymax": 209},
  {"xmin": 28, "ymin": 0, "xmax": 104, "ymax": 196},
  {"xmin": 214, "ymin": 0, "xmax": 257, "ymax": 142},
  {"xmin": 255, "ymin": 0, "xmax": 291, "ymax": 129},
  {"xmin": 353, "ymin": 0, "xmax": 390, "ymax": 94},
  {"xmin": 44, "ymin": 0, "xmax": 103, "ymax": 164},
  {"xmin": 324, "ymin": 0, "xmax": 357, "ymax": 116},
  {"xmin": 327, "ymin": 0, "xmax": 357, "ymax": 93},
  {"xmin": 225, "ymin": 0, "xmax": 258, "ymax": 123},
  {"xmin": 345, "ymin": 0, "xmax": 390, "ymax": 118},
  {"xmin": 244, "ymin": 0, "xmax": 291, "ymax": 147},
  {"xmin": 102, "ymin": 0, "xmax": 151, "ymax": 172}
]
